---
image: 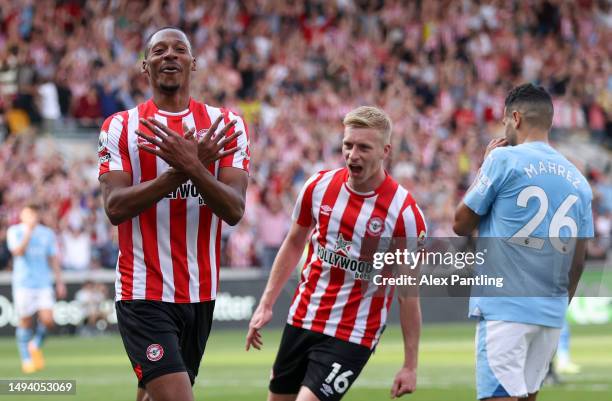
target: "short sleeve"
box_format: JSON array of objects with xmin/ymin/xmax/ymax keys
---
[
  {"xmin": 579, "ymin": 199, "xmax": 594, "ymax": 238},
  {"xmin": 464, "ymin": 148, "xmax": 511, "ymax": 216},
  {"xmin": 219, "ymin": 110, "xmax": 250, "ymax": 173},
  {"xmin": 98, "ymin": 113, "xmax": 131, "ymax": 177},
  {"xmin": 398, "ymin": 199, "xmax": 427, "ymax": 252},
  {"xmin": 292, "ymin": 172, "xmax": 324, "ymax": 227}
]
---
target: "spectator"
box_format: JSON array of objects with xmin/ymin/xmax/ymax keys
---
[
  {"xmin": 257, "ymin": 191, "xmax": 290, "ymax": 269},
  {"xmin": 60, "ymin": 222, "xmax": 92, "ymax": 271}
]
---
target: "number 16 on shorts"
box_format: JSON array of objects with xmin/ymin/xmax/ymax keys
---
[{"xmin": 321, "ymin": 363, "xmax": 353, "ymax": 397}]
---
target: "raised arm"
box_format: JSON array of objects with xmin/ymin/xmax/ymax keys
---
[{"xmin": 136, "ymin": 116, "xmax": 248, "ymax": 226}]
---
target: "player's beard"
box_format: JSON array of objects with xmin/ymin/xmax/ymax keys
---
[
  {"xmin": 505, "ymin": 126, "xmax": 518, "ymax": 146},
  {"xmin": 159, "ymin": 82, "xmax": 181, "ymax": 92}
]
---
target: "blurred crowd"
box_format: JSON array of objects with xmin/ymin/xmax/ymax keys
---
[{"xmin": 0, "ymin": 0, "xmax": 611, "ymax": 271}]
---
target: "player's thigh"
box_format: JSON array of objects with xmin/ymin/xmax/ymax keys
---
[
  {"xmin": 475, "ymin": 319, "xmax": 532, "ymax": 400},
  {"xmin": 296, "ymin": 385, "xmax": 323, "ymax": 401},
  {"xmin": 179, "ymin": 301, "xmax": 215, "ymax": 383},
  {"xmin": 302, "ymin": 336, "xmax": 372, "ymax": 401},
  {"xmin": 116, "ymin": 301, "xmax": 187, "ymax": 388},
  {"xmin": 269, "ymin": 325, "xmax": 316, "ymax": 396},
  {"xmin": 524, "ymin": 326, "xmax": 561, "ymax": 394}
]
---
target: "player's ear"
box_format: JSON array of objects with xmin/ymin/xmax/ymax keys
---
[
  {"xmin": 142, "ymin": 59, "xmax": 148, "ymax": 75},
  {"xmin": 383, "ymin": 143, "xmax": 391, "ymax": 158},
  {"xmin": 512, "ymin": 110, "xmax": 521, "ymax": 129},
  {"xmin": 191, "ymin": 57, "xmax": 196, "ymax": 71}
]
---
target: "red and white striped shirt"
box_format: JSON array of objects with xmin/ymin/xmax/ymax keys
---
[
  {"xmin": 98, "ymin": 98, "xmax": 250, "ymax": 303},
  {"xmin": 287, "ymin": 168, "xmax": 426, "ymax": 349}
]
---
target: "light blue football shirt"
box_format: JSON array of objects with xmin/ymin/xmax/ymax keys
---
[
  {"xmin": 7, "ymin": 224, "xmax": 57, "ymax": 289},
  {"xmin": 464, "ymin": 141, "xmax": 594, "ymax": 328}
]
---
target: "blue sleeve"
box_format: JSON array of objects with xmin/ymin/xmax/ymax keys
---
[
  {"xmin": 463, "ymin": 148, "xmax": 511, "ymax": 216},
  {"xmin": 6, "ymin": 226, "xmax": 20, "ymax": 252},
  {"xmin": 579, "ymin": 199, "xmax": 594, "ymax": 238}
]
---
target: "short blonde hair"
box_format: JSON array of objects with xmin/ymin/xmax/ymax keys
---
[{"xmin": 342, "ymin": 106, "xmax": 392, "ymax": 144}]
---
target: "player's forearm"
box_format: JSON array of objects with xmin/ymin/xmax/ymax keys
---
[
  {"xmin": 187, "ymin": 167, "xmax": 244, "ymax": 226},
  {"xmin": 398, "ymin": 295, "xmax": 421, "ymax": 369},
  {"xmin": 259, "ymin": 237, "xmax": 306, "ymax": 308},
  {"xmin": 568, "ymin": 262, "xmax": 584, "ymax": 301},
  {"xmin": 50, "ymin": 256, "xmax": 63, "ymax": 283},
  {"xmin": 104, "ymin": 170, "xmax": 187, "ymax": 225}
]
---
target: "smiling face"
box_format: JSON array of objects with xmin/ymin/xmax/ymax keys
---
[
  {"xmin": 342, "ymin": 127, "xmax": 390, "ymax": 191},
  {"xmin": 142, "ymin": 29, "xmax": 195, "ymax": 93}
]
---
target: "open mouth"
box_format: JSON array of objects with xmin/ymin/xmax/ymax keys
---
[
  {"xmin": 160, "ymin": 65, "xmax": 181, "ymax": 73},
  {"xmin": 348, "ymin": 164, "xmax": 363, "ymax": 174}
]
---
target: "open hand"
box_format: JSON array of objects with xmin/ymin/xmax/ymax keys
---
[
  {"xmin": 185, "ymin": 115, "xmax": 242, "ymax": 166},
  {"xmin": 246, "ymin": 304, "xmax": 273, "ymax": 351},
  {"xmin": 483, "ymin": 137, "xmax": 508, "ymax": 160},
  {"xmin": 135, "ymin": 117, "xmax": 200, "ymax": 173}
]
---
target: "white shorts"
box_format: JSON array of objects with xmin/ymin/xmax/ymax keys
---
[
  {"xmin": 475, "ymin": 319, "xmax": 560, "ymax": 399},
  {"xmin": 13, "ymin": 287, "xmax": 55, "ymax": 318}
]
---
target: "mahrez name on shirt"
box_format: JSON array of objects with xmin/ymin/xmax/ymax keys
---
[{"xmin": 523, "ymin": 160, "xmax": 581, "ymax": 189}]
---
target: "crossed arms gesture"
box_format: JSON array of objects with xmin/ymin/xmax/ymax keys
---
[{"xmin": 135, "ymin": 115, "xmax": 242, "ymax": 170}]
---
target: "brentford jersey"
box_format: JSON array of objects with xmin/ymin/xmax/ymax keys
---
[
  {"xmin": 288, "ymin": 168, "xmax": 426, "ymax": 349},
  {"xmin": 98, "ymin": 98, "xmax": 250, "ymax": 303}
]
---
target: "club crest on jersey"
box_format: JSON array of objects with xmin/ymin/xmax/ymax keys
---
[
  {"xmin": 476, "ymin": 173, "xmax": 492, "ymax": 195},
  {"xmin": 146, "ymin": 344, "xmax": 164, "ymax": 362},
  {"xmin": 366, "ymin": 217, "xmax": 384, "ymax": 236},
  {"xmin": 98, "ymin": 130, "xmax": 108, "ymax": 152},
  {"xmin": 334, "ymin": 234, "xmax": 352, "ymax": 255}
]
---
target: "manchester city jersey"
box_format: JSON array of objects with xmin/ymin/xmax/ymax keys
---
[
  {"xmin": 463, "ymin": 141, "xmax": 594, "ymax": 328},
  {"xmin": 7, "ymin": 224, "xmax": 57, "ymax": 289}
]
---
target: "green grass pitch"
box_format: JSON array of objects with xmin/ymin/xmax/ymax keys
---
[{"xmin": 0, "ymin": 323, "xmax": 610, "ymax": 400}]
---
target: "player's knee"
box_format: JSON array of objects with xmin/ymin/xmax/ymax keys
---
[
  {"xmin": 19, "ymin": 317, "xmax": 34, "ymax": 329},
  {"xmin": 38, "ymin": 317, "xmax": 54, "ymax": 329}
]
